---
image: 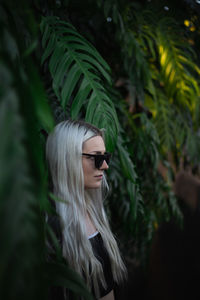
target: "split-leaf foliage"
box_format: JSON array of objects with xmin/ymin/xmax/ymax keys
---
[{"xmin": 1, "ymin": 0, "xmax": 200, "ymax": 298}]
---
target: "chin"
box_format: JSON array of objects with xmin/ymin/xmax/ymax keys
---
[{"xmin": 85, "ymin": 183, "xmax": 102, "ymax": 189}]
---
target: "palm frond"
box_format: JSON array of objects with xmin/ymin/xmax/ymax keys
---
[
  {"xmin": 117, "ymin": 136, "xmax": 137, "ymax": 182},
  {"xmin": 115, "ymin": 135, "xmax": 144, "ymax": 226},
  {"xmin": 142, "ymin": 15, "xmax": 200, "ymax": 153},
  {"xmin": 154, "ymin": 92, "xmax": 174, "ymax": 150},
  {"xmin": 156, "ymin": 18, "xmax": 200, "ymax": 111},
  {"xmin": 40, "ymin": 16, "xmax": 119, "ymax": 151}
]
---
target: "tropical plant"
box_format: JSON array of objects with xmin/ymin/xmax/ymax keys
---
[
  {"xmin": 40, "ymin": 12, "xmax": 144, "ymax": 258},
  {"xmin": 100, "ymin": 1, "xmax": 200, "ymax": 160},
  {"xmin": 0, "ymin": 1, "xmax": 94, "ymax": 300},
  {"xmin": 37, "ymin": 0, "xmax": 200, "ymax": 267},
  {"xmin": 40, "ymin": 16, "xmax": 119, "ymax": 151},
  {"xmin": 93, "ymin": 0, "xmax": 200, "ymax": 262},
  {"xmin": 2, "ymin": 0, "xmax": 200, "ymax": 298}
]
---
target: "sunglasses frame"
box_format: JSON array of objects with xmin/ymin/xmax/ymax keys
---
[{"xmin": 82, "ymin": 152, "xmax": 111, "ymax": 169}]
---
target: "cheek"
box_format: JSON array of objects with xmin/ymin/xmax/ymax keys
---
[
  {"xmin": 82, "ymin": 160, "xmax": 99, "ymax": 189},
  {"xmin": 82, "ymin": 160, "xmax": 87, "ymax": 176},
  {"xmin": 82, "ymin": 160, "xmax": 93, "ymax": 178}
]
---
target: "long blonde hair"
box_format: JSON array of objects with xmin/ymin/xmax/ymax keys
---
[{"xmin": 46, "ymin": 120, "xmax": 126, "ymax": 297}]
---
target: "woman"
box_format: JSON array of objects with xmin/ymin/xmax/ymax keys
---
[{"xmin": 46, "ymin": 120, "xmax": 127, "ymax": 300}]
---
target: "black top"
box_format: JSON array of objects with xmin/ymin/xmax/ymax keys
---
[
  {"xmin": 89, "ymin": 232, "xmax": 114, "ymax": 298},
  {"xmin": 47, "ymin": 215, "xmax": 114, "ymax": 299}
]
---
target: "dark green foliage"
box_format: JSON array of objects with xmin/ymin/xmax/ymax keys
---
[
  {"xmin": 0, "ymin": 59, "xmax": 45, "ymax": 300},
  {"xmin": 40, "ymin": 13, "xmax": 143, "ymax": 234},
  {"xmin": 1, "ymin": 0, "xmax": 200, "ymax": 298},
  {"xmin": 39, "ymin": 0, "xmax": 200, "ymax": 270},
  {"xmin": 0, "ymin": 1, "xmax": 94, "ymax": 300},
  {"xmin": 41, "ymin": 16, "xmax": 119, "ymax": 151}
]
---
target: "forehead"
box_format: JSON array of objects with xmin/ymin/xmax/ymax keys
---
[{"xmin": 82, "ymin": 136, "xmax": 105, "ymax": 153}]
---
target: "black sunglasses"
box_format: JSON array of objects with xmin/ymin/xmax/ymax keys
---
[{"xmin": 82, "ymin": 152, "xmax": 111, "ymax": 169}]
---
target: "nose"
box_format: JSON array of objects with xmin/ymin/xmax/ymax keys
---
[{"xmin": 100, "ymin": 160, "xmax": 109, "ymax": 170}]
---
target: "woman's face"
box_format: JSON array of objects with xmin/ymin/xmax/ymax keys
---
[{"xmin": 82, "ymin": 135, "xmax": 109, "ymax": 189}]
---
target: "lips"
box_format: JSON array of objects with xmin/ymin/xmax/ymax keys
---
[{"xmin": 95, "ymin": 175, "xmax": 103, "ymax": 178}]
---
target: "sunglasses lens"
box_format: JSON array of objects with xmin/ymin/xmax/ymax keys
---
[
  {"xmin": 94, "ymin": 153, "xmax": 111, "ymax": 169},
  {"xmin": 105, "ymin": 154, "xmax": 111, "ymax": 165},
  {"xmin": 95, "ymin": 156, "xmax": 104, "ymax": 169}
]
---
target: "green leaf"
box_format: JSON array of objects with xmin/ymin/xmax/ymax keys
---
[
  {"xmin": 71, "ymin": 81, "xmax": 91, "ymax": 119},
  {"xmin": 41, "ymin": 16, "xmax": 119, "ymax": 149},
  {"xmin": 117, "ymin": 138, "xmax": 137, "ymax": 183},
  {"xmin": 41, "ymin": 32, "xmax": 56, "ymax": 64}
]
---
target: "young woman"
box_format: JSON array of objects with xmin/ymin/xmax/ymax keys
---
[{"xmin": 46, "ymin": 120, "xmax": 127, "ymax": 300}]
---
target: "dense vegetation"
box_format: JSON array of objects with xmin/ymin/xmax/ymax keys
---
[{"xmin": 1, "ymin": 0, "xmax": 200, "ymax": 299}]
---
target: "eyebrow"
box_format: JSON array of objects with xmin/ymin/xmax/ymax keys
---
[{"xmin": 89, "ymin": 151, "xmax": 105, "ymax": 154}]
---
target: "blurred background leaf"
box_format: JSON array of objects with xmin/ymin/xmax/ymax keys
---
[{"xmin": 1, "ymin": 0, "xmax": 200, "ymax": 299}]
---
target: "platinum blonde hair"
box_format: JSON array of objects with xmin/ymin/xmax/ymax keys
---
[{"xmin": 46, "ymin": 120, "xmax": 126, "ymax": 298}]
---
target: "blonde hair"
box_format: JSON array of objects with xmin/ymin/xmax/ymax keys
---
[{"xmin": 46, "ymin": 120, "xmax": 126, "ymax": 298}]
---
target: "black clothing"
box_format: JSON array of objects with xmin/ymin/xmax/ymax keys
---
[
  {"xmin": 47, "ymin": 215, "xmax": 114, "ymax": 299},
  {"xmin": 89, "ymin": 233, "xmax": 114, "ymax": 298}
]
